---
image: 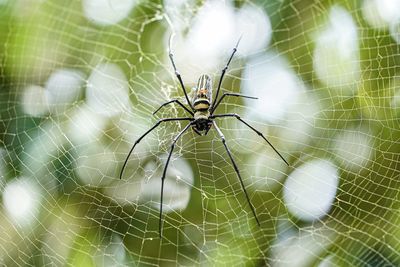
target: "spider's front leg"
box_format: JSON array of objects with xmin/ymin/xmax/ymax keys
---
[
  {"xmin": 168, "ymin": 34, "xmax": 193, "ymax": 110},
  {"xmin": 211, "ymin": 36, "xmax": 242, "ymax": 111}
]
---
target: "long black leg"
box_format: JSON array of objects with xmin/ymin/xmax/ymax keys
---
[
  {"xmin": 159, "ymin": 122, "xmax": 193, "ymax": 238},
  {"xmin": 211, "ymin": 36, "xmax": 242, "ymax": 111},
  {"xmin": 193, "ymin": 128, "xmax": 202, "ymax": 136},
  {"xmin": 153, "ymin": 99, "xmax": 194, "ymax": 116},
  {"xmin": 119, "ymin": 117, "xmax": 193, "ymax": 180},
  {"xmin": 168, "ymin": 34, "xmax": 193, "ymax": 109},
  {"xmin": 211, "ymin": 114, "xmax": 290, "ymax": 166},
  {"xmin": 212, "ymin": 121, "xmax": 260, "ymax": 226},
  {"xmin": 211, "ymin": 93, "xmax": 257, "ymax": 114}
]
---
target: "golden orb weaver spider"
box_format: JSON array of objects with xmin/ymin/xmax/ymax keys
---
[{"xmin": 120, "ymin": 35, "xmax": 289, "ymax": 238}]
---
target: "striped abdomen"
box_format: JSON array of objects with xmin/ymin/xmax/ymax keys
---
[{"xmin": 192, "ymin": 74, "xmax": 212, "ymax": 111}]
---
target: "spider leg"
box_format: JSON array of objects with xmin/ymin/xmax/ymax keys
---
[
  {"xmin": 211, "ymin": 36, "xmax": 242, "ymax": 111},
  {"xmin": 212, "ymin": 121, "xmax": 260, "ymax": 226},
  {"xmin": 153, "ymin": 99, "xmax": 194, "ymax": 116},
  {"xmin": 193, "ymin": 127, "xmax": 202, "ymax": 136},
  {"xmin": 168, "ymin": 34, "xmax": 193, "ymax": 109},
  {"xmin": 211, "ymin": 113, "xmax": 289, "ymax": 166},
  {"xmin": 159, "ymin": 122, "xmax": 193, "ymax": 238},
  {"xmin": 211, "ymin": 93, "xmax": 257, "ymax": 114},
  {"xmin": 119, "ymin": 117, "xmax": 193, "ymax": 180}
]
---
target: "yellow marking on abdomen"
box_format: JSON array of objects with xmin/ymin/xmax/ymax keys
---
[{"xmin": 194, "ymin": 102, "xmax": 210, "ymax": 110}]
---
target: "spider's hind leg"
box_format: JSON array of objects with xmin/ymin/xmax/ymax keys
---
[
  {"xmin": 159, "ymin": 122, "xmax": 193, "ymax": 238},
  {"xmin": 211, "ymin": 121, "xmax": 261, "ymax": 226},
  {"xmin": 211, "ymin": 113, "xmax": 289, "ymax": 166},
  {"xmin": 119, "ymin": 117, "xmax": 193, "ymax": 180}
]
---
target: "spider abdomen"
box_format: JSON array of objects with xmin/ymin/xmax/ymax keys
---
[
  {"xmin": 192, "ymin": 74, "xmax": 212, "ymax": 111},
  {"xmin": 193, "ymin": 99, "xmax": 210, "ymax": 110}
]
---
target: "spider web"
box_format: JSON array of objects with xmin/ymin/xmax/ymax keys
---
[{"xmin": 1, "ymin": 0, "xmax": 400, "ymax": 266}]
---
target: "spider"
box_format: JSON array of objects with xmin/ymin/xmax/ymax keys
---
[{"xmin": 120, "ymin": 36, "xmax": 289, "ymax": 238}]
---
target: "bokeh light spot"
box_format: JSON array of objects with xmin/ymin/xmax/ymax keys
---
[
  {"xmin": 22, "ymin": 85, "xmax": 48, "ymax": 117},
  {"xmin": 283, "ymin": 159, "xmax": 339, "ymax": 221},
  {"xmin": 45, "ymin": 68, "xmax": 84, "ymax": 114},
  {"xmin": 313, "ymin": 5, "xmax": 359, "ymax": 93},
  {"xmin": 3, "ymin": 177, "xmax": 42, "ymax": 227},
  {"xmin": 75, "ymin": 143, "xmax": 116, "ymax": 187},
  {"xmin": 390, "ymin": 20, "xmax": 400, "ymax": 44},
  {"xmin": 334, "ymin": 129, "xmax": 373, "ymax": 172},
  {"xmin": 86, "ymin": 63, "xmax": 130, "ymax": 117},
  {"xmin": 242, "ymin": 53, "xmax": 304, "ymax": 123},
  {"xmin": 83, "ymin": 0, "xmax": 136, "ymax": 26},
  {"xmin": 362, "ymin": 0, "xmax": 400, "ymax": 29},
  {"xmin": 235, "ymin": 4, "xmax": 271, "ymax": 55}
]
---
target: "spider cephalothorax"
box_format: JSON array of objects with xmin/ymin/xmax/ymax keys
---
[{"xmin": 120, "ymin": 35, "xmax": 290, "ymax": 238}]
